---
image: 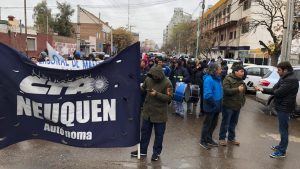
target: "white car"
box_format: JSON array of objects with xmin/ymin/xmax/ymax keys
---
[
  {"xmin": 227, "ymin": 63, "xmax": 256, "ymax": 74},
  {"xmin": 256, "ymin": 66, "xmax": 300, "ymax": 115},
  {"xmin": 244, "ymin": 65, "xmax": 277, "ymax": 92}
]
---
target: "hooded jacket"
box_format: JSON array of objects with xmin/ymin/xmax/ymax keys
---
[
  {"xmin": 203, "ymin": 74, "xmax": 223, "ymax": 113},
  {"xmin": 222, "ymin": 73, "xmax": 246, "ymax": 110},
  {"xmin": 141, "ymin": 66, "xmax": 173, "ymax": 122}
]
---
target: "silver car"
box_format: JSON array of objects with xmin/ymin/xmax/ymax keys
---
[{"xmin": 256, "ymin": 66, "xmax": 300, "ymax": 115}]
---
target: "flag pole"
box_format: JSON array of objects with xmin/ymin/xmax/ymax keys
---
[{"xmin": 137, "ymin": 143, "xmax": 140, "ymax": 159}]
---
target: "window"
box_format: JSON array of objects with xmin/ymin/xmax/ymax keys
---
[
  {"xmin": 221, "ymin": 34, "xmax": 224, "ymax": 41},
  {"xmin": 229, "ymin": 32, "xmax": 233, "ymax": 39},
  {"xmin": 243, "ymin": 0, "xmax": 251, "ymax": 11},
  {"xmin": 227, "ymin": 5, "xmax": 231, "ymax": 13},
  {"xmin": 262, "ymin": 70, "xmax": 272, "ymax": 78},
  {"xmin": 242, "ymin": 22, "xmax": 250, "ymax": 33},
  {"xmin": 234, "ymin": 31, "xmax": 237, "ymax": 39},
  {"xmin": 261, "ymin": 68, "xmax": 270, "ymax": 76},
  {"xmin": 246, "ymin": 67, "xmax": 261, "ymax": 76},
  {"xmin": 27, "ymin": 37, "xmax": 36, "ymax": 51}
]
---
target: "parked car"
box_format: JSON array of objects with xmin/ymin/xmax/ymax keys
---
[
  {"xmin": 256, "ymin": 66, "xmax": 300, "ymax": 115},
  {"xmin": 223, "ymin": 58, "xmax": 241, "ymax": 64},
  {"xmin": 243, "ymin": 65, "xmax": 277, "ymax": 92},
  {"xmin": 227, "ymin": 63, "xmax": 256, "ymax": 74}
]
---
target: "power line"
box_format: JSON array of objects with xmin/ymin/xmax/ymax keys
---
[{"xmin": 0, "ymin": 0, "xmax": 179, "ymax": 10}]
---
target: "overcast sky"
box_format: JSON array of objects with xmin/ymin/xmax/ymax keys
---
[{"xmin": 0, "ymin": 0, "xmax": 219, "ymax": 46}]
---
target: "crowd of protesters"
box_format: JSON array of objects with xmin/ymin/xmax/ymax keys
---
[
  {"xmin": 29, "ymin": 49, "xmax": 298, "ymax": 160},
  {"xmin": 134, "ymin": 52, "xmax": 298, "ymax": 161},
  {"xmin": 30, "ymin": 48, "xmax": 111, "ymax": 63}
]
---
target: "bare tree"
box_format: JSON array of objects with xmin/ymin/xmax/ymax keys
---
[
  {"xmin": 251, "ymin": 0, "xmax": 300, "ymax": 65},
  {"xmin": 161, "ymin": 21, "xmax": 195, "ymax": 55},
  {"xmin": 199, "ymin": 30, "xmax": 216, "ymax": 59},
  {"xmin": 112, "ymin": 27, "xmax": 134, "ymax": 53}
]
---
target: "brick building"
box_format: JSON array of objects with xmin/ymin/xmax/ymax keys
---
[
  {"xmin": 0, "ymin": 16, "xmax": 77, "ymax": 58},
  {"xmin": 77, "ymin": 7, "xmax": 113, "ymax": 55}
]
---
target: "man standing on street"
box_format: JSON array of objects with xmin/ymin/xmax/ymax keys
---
[
  {"xmin": 255, "ymin": 61, "xmax": 299, "ymax": 158},
  {"xmin": 131, "ymin": 66, "xmax": 173, "ymax": 161},
  {"xmin": 200, "ymin": 63, "xmax": 223, "ymax": 149},
  {"xmin": 219, "ymin": 65, "xmax": 246, "ymax": 146}
]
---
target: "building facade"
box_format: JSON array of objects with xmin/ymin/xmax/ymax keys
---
[
  {"xmin": 78, "ymin": 7, "xmax": 113, "ymax": 55},
  {"xmin": 141, "ymin": 39, "xmax": 159, "ymax": 53},
  {"xmin": 201, "ymin": 0, "xmax": 274, "ymax": 64},
  {"xmin": 163, "ymin": 8, "xmax": 192, "ymax": 46},
  {"xmin": 0, "ymin": 16, "xmax": 78, "ymax": 58}
]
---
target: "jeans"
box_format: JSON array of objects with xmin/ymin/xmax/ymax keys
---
[
  {"xmin": 173, "ymin": 101, "xmax": 185, "ymax": 116},
  {"xmin": 200, "ymin": 112, "xmax": 219, "ymax": 143},
  {"xmin": 276, "ymin": 111, "xmax": 289, "ymax": 154},
  {"xmin": 140, "ymin": 119, "xmax": 166, "ymax": 156},
  {"xmin": 219, "ymin": 107, "xmax": 240, "ymax": 141}
]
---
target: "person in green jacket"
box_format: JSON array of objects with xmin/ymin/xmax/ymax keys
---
[
  {"xmin": 219, "ymin": 65, "xmax": 246, "ymax": 146},
  {"xmin": 131, "ymin": 66, "xmax": 173, "ymax": 161}
]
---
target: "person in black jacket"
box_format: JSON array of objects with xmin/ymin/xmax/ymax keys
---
[
  {"xmin": 172, "ymin": 60, "xmax": 190, "ymax": 116},
  {"xmin": 255, "ymin": 61, "xmax": 299, "ymax": 158},
  {"xmin": 191, "ymin": 60, "xmax": 205, "ymax": 116}
]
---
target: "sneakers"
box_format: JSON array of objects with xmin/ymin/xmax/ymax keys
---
[
  {"xmin": 271, "ymin": 145, "xmax": 279, "ymax": 151},
  {"xmin": 270, "ymin": 151, "xmax": 286, "ymax": 158},
  {"xmin": 228, "ymin": 140, "xmax": 240, "ymax": 146},
  {"xmin": 151, "ymin": 154, "xmax": 159, "ymax": 161},
  {"xmin": 207, "ymin": 140, "xmax": 219, "ymax": 147},
  {"xmin": 199, "ymin": 142, "xmax": 210, "ymax": 149},
  {"xmin": 130, "ymin": 150, "xmax": 146, "ymax": 157},
  {"xmin": 219, "ymin": 140, "xmax": 227, "ymax": 146}
]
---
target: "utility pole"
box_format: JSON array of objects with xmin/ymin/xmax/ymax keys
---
[
  {"xmin": 76, "ymin": 5, "xmax": 81, "ymax": 51},
  {"xmin": 46, "ymin": 14, "xmax": 49, "ymax": 42},
  {"xmin": 24, "ymin": 0, "xmax": 28, "ymax": 56},
  {"xmin": 110, "ymin": 28, "xmax": 113, "ymax": 55},
  {"xmin": 128, "ymin": 0, "xmax": 130, "ymax": 31},
  {"xmin": 178, "ymin": 34, "xmax": 181, "ymax": 54},
  {"xmin": 0, "ymin": 7, "xmax": 2, "ymax": 20},
  {"xmin": 196, "ymin": 0, "xmax": 205, "ymax": 59},
  {"xmin": 281, "ymin": 0, "xmax": 295, "ymax": 62}
]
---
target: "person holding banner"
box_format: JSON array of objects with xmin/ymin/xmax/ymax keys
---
[{"xmin": 131, "ymin": 66, "xmax": 173, "ymax": 161}]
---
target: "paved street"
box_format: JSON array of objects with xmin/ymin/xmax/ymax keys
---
[{"xmin": 1, "ymin": 96, "xmax": 300, "ymax": 169}]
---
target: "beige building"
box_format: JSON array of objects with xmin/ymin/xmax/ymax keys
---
[
  {"xmin": 77, "ymin": 7, "xmax": 113, "ymax": 54},
  {"xmin": 141, "ymin": 39, "xmax": 158, "ymax": 52},
  {"xmin": 163, "ymin": 8, "xmax": 192, "ymax": 46},
  {"xmin": 201, "ymin": 0, "xmax": 275, "ymax": 64}
]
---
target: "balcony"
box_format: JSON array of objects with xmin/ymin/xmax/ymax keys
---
[{"xmin": 212, "ymin": 20, "xmax": 238, "ymax": 31}]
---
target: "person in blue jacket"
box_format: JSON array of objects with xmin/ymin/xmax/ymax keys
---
[
  {"xmin": 157, "ymin": 57, "xmax": 171, "ymax": 78},
  {"xmin": 199, "ymin": 63, "xmax": 223, "ymax": 149}
]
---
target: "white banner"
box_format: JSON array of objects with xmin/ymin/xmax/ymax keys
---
[
  {"xmin": 37, "ymin": 60, "xmax": 103, "ymax": 70},
  {"xmin": 47, "ymin": 42, "xmax": 65, "ymax": 61}
]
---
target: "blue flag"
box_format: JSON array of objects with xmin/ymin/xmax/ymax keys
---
[{"xmin": 0, "ymin": 42, "xmax": 141, "ymax": 148}]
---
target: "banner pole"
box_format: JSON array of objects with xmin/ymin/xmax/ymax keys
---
[{"xmin": 137, "ymin": 143, "xmax": 140, "ymax": 159}]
